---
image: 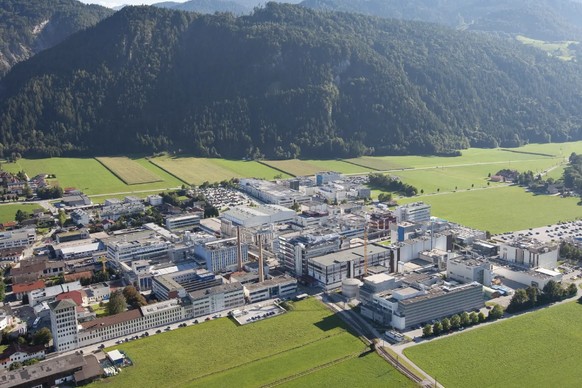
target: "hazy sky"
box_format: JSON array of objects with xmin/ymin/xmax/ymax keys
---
[{"xmin": 79, "ymin": 0, "xmax": 187, "ymax": 8}]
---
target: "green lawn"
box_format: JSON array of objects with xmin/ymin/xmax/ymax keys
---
[
  {"xmin": 516, "ymin": 35, "xmax": 578, "ymax": 61},
  {"xmin": 93, "ymin": 298, "xmax": 411, "ymax": 388},
  {"xmin": 2, "ymin": 157, "xmax": 182, "ymax": 195},
  {"xmin": 404, "ymin": 302, "xmax": 582, "ymax": 388},
  {"xmin": 0, "ymin": 203, "xmax": 43, "ymax": 223},
  {"xmin": 398, "ymin": 186, "xmax": 582, "ymax": 233},
  {"xmin": 95, "ymin": 157, "xmax": 163, "ymax": 185},
  {"xmin": 149, "ymin": 156, "xmax": 290, "ymax": 184}
]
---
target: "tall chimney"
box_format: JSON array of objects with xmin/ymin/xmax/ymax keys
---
[
  {"xmin": 258, "ymin": 234, "xmax": 264, "ymax": 283},
  {"xmin": 236, "ymin": 226, "xmax": 243, "ymax": 271}
]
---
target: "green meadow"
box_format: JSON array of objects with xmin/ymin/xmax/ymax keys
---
[{"xmin": 405, "ymin": 302, "xmax": 582, "ymax": 388}]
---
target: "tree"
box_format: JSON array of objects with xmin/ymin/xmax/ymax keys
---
[
  {"xmin": 107, "ymin": 290, "xmax": 127, "ymax": 315},
  {"xmin": 567, "ymin": 283, "xmax": 578, "ymax": 297},
  {"xmin": 9, "ymin": 361, "xmax": 22, "ymax": 371},
  {"xmin": 525, "ymin": 286, "xmax": 540, "ymax": 307},
  {"xmin": 15, "ymin": 209, "xmax": 28, "ymax": 222},
  {"xmin": 469, "ymin": 312, "xmax": 479, "ymax": 325},
  {"xmin": 422, "ymin": 324, "xmax": 433, "ymax": 337},
  {"xmin": 478, "ymin": 312, "xmax": 486, "ymax": 323},
  {"xmin": 507, "ymin": 289, "xmax": 530, "ymax": 313},
  {"xmin": 460, "ymin": 312, "xmax": 470, "ymax": 327},
  {"xmin": 33, "ymin": 327, "xmax": 52, "ymax": 346},
  {"xmin": 58, "ymin": 210, "xmax": 67, "ymax": 227},
  {"xmin": 123, "ymin": 285, "xmax": 147, "ymax": 309},
  {"xmin": 450, "ymin": 314, "xmax": 461, "ymax": 330},
  {"xmin": 542, "ymin": 280, "xmax": 564, "ymax": 302},
  {"xmin": 432, "ymin": 321, "xmax": 443, "ymax": 336},
  {"xmin": 488, "ymin": 304, "xmax": 504, "ymax": 320},
  {"xmin": 441, "ymin": 317, "xmax": 451, "ymax": 332}
]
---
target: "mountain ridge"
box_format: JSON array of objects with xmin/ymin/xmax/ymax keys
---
[{"xmin": 1, "ymin": 4, "xmax": 582, "ymax": 159}]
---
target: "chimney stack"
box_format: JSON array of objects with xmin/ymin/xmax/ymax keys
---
[
  {"xmin": 236, "ymin": 226, "xmax": 243, "ymax": 271},
  {"xmin": 258, "ymin": 234, "xmax": 264, "ymax": 283}
]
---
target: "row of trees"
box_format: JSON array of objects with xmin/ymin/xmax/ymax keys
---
[
  {"xmin": 368, "ymin": 173, "xmax": 418, "ymax": 197},
  {"xmin": 507, "ymin": 280, "xmax": 577, "ymax": 313},
  {"xmin": 422, "ymin": 305, "xmax": 503, "ymax": 338},
  {"xmin": 559, "ymin": 241, "xmax": 582, "ymax": 261}
]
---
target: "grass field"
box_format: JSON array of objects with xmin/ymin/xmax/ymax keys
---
[
  {"xmin": 0, "ymin": 203, "xmax": 43, "ymax": 223},
  {"xmin": 516, "ymin": 35, "xmax": 578, "ymax": 61},
  {"xmin": 260, "ymin": 159, "xmax": 371, "ymax": 176},
  {"xmin": 398, "ymin": 186, "xmax": 582, "ymax": 233},
  {"xmin": 95, "ymin": 157, "xmax": 162, "ymax": 185},
  {"xmin": 2, "ymin": 158, "xmax": 183, "ymax": 195},
  {"xmin": 93, "ymin": 298, "xmax": 412, "ymax": 388},
  {"xmin": 404, "ymin": 302, "xmax": 582, "ymax": 388},
  {"xmin": 149, "ymin": 156, "xmax": 291, "ymax": 184}
]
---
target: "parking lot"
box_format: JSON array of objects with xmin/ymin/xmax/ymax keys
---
[
  {"xmin": 232, "ymin": 303, "xmax": 286, "ymax": 325},
  {"xmin": 494, "ymin": 220, "xmax": 582, "ymax": 244}
]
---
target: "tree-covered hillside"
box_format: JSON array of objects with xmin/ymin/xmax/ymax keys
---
[
  {"xmin": 1, "ymin": 4, "xmax": 582, "ymax": 159},
  {"xmin": 0, "ymin": 0, "xmax": 113, "ymax": 77},
  {"xmin": 300, "ymin": 0, "xmax": 582, "ymax": 41}
]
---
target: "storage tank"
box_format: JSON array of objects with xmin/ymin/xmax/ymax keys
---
[{"xmin": 342, "ymin": 278, "xmax": 363, "ymax": 299}]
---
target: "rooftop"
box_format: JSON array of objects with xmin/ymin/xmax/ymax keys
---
[
  {"xmin": 80, "ymin": 309, "xmax": 142, "ymax": 331},
  {"xmin": 189, "ymin": 282, "xmax": 243, "ymax": 300},
  {"xmin": 311, "ymin": 244, "xmax": 391, "ymax": 266},
  {"xmin": 0, "ymin": 353, "xmax": 87, "ymax": 387}
]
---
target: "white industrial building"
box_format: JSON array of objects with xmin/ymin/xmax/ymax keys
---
[
  {"xmin": 0, "ymin": 228, "xmax": 36, "ymax": 249},
  {"xmin": 239, "ymin": 178, "xmax": 310, "ymax": 207},
  {"xmin": 308, "ymin": 244, "xmax": 394, "ymax": 290},
  {"xmin": 189, "ymin": 283, "xmax": 245, "ymax": 318},
  {"xmin": 394, "ymin": 202, "xmax": 431, "ymax": 223},
  {"xmin": 165, "ymin": 214, "xmax": 200, "ymax": 231},
  {"xmin": 103, "ymin": 230, "xmax": 172, "ymax": 265},
  {"xmin": 243, "ymin": 276, "xmax": 298, "ymax": 303},
  {"xmin": 496, "ymin": 237, "xmax": 558, "ymax": 269},
  {"xmin": 194, "ymin": 237, "xmax": 248, "ymax": 273}
]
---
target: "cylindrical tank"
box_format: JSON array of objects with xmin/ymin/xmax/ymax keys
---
[{"xmin": 342, "ymin": 278, "xmax": 362, "ymax": 299}]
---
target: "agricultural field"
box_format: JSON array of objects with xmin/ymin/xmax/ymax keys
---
[
  {"xmin": 398, "ymin": 186, "xmax": 582, "ymax": 233},
  {"xmin": 149, "ymin": 156, "xmax": 290, "ymax": 184},
  {"xmin": 93, "ymin": 298, "xmax": 412, "ymax": 388},
  {"xmin": 404, "ymin": 302, "xmax": 582, "ymax": 388},
  {"xmin": 2, "ymin": 157, "xmax": 182, "ymax": 195},
  {"xmin": 0, "ymin": 203, "xmax": 43, "ymax": 223},
  {"xmin": 260, "ymin": 159, "xmax": 368, "ymax": 176},
  {"xmin": 95, "ymin": 157, "xmax": 162, "ymax": 185}
]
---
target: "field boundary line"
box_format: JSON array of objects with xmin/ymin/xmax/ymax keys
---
[
  {"xmin": 257, "ymin": 160, "xmax": 297, "ymax": 178},
  {"xmin": 173, "ymin": 331, "xmax": 349, "ymax": 387},
  {"xmin": 94, "ymin": 157, "xmax": 163, "ymax": 185},
  {"xmin": 146, "ymin": 158, "xmax": 190, "ymax": 186},
  {"xmin": 260, "ymin": 352, "xmax": 360, "ymax": 387},
  {"xmin": 339, "ymin": 158, "xmax": 383, "ymax": 171}
]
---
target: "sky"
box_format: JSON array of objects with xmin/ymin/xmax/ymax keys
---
[{"xmin": 79, "ymin": 0, "xmax": 187, "ymax": 8}]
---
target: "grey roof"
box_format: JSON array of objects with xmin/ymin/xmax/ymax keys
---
[
  {"xmin": 49, "ymin": 298, "xmax": 77, "ymax": 310},
  {"xmin": 311, "ymin": 244, "xmax": 391, "ymax": 267},
  {"xmin": 189, "ymin": 282, "xmax": 243, "ymax": 300}
]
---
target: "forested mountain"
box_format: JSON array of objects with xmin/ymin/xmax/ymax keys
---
[
  {"xmin": 1, "ymin": 4, "xmax": 582, "ymax": 159},
  {"xmin": 0, "ymin": 0, "xmax": 113, "ymax": 77},
  {"xmin": 300, "ymin": 0, "xmax": 582, "ymax": 41},
  {"xmin": 153, "ymin": 0, "xmax": 250, "ymax": 15},
  {"xmin": 152, "ymin": 0, "xmax": 302, "ymax": 15}
]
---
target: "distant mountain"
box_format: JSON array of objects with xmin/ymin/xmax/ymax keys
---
[
  {"xmin": 152, "ymin": 0, "xmax": 303, "ymax": 15},
  {"xmin": 0, "ymin": 0, "xmax": 114, "ymax": 77},
  {"xmin": 154, "ymin": 0, "xmax": 250, "ymax": 15},
  {"xmin": 1, "ymin": 4, "xmax": 582, "ymax": 159},
  {"xmin": 300, "ymin": 0, "xmax": 582, "ymax": 41}
]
